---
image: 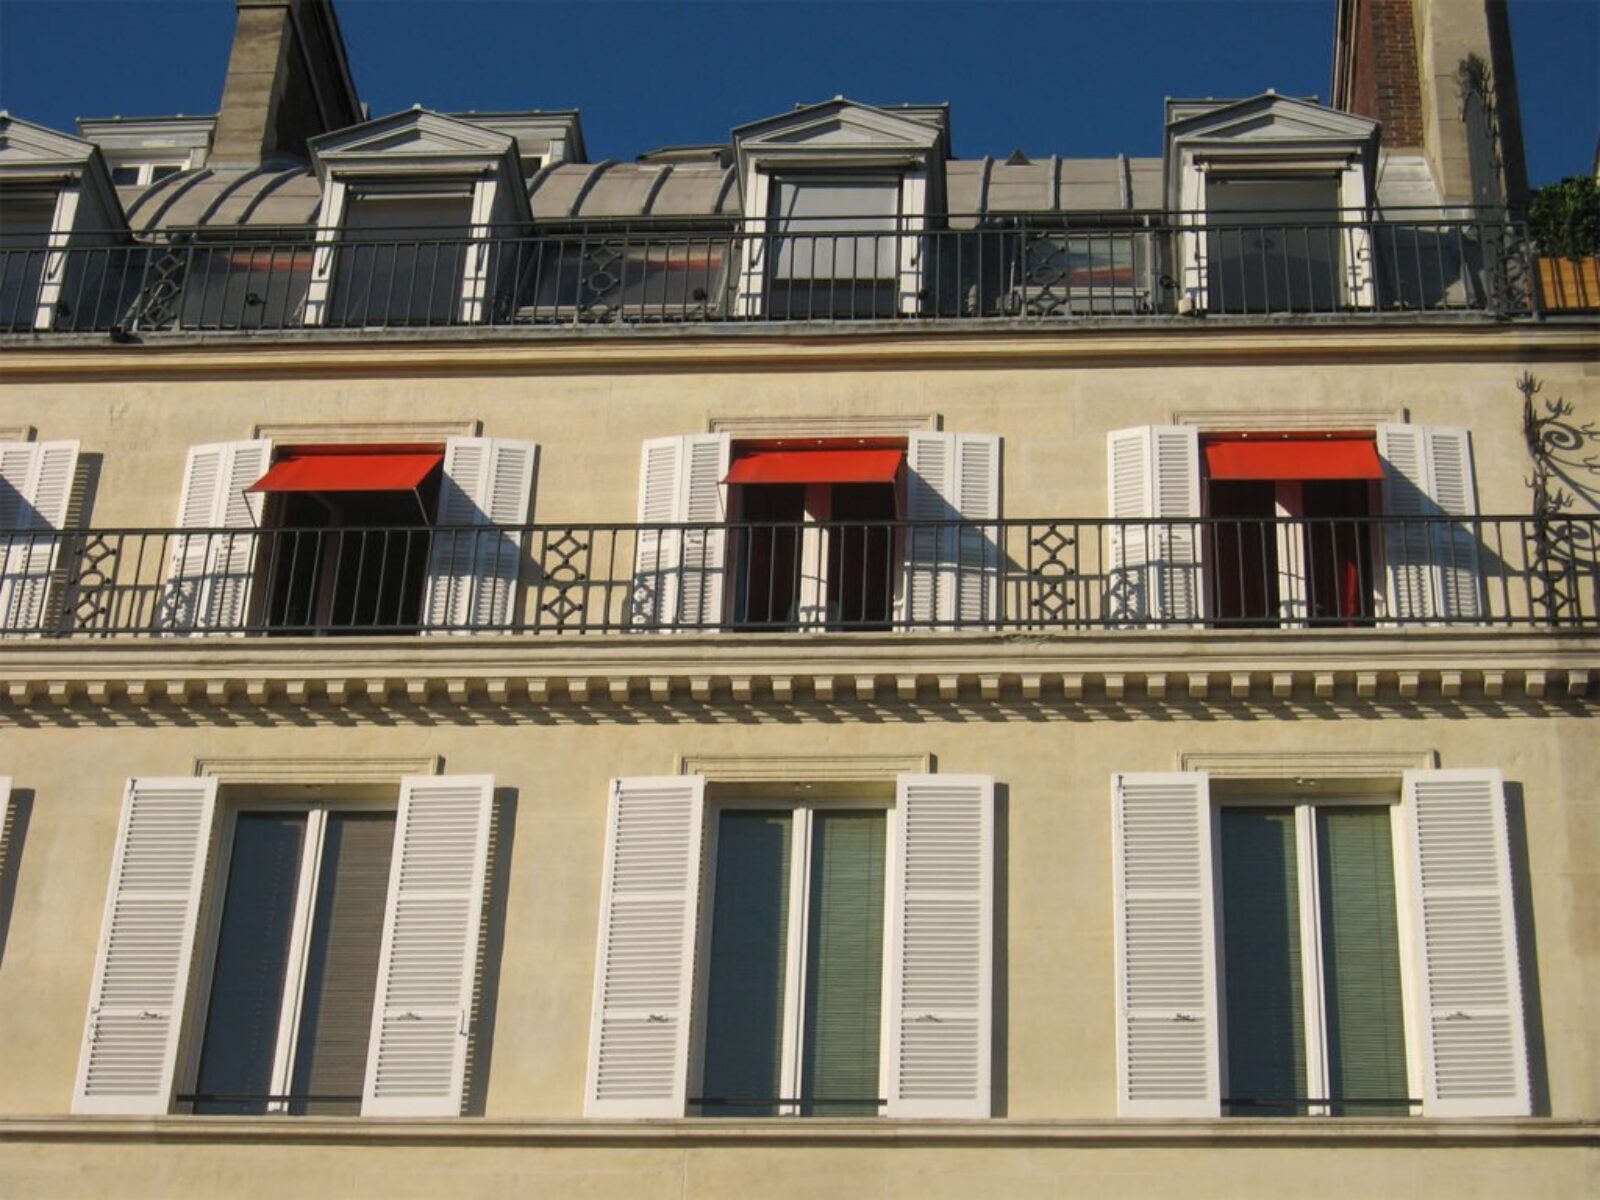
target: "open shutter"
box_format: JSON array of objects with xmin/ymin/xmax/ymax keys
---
[
  {"xmin": 1400, "ymin": 769, "xmax": 1530, "ymax": 1117},
  {"xmin": 585, "ymin": 775, "xmax": 705, "ymax": 1117},
  {"xmin": 362, "ymin": 774, "xmax": 494, "ymax": 1117},
  {"xmin": 73, "ymin": 777, "xmax": 217, "ymax": 1114},
  {"xmin": 1106, "ymin": 427, "xmax": 1201, "ymax": 626},
  {"xmin": 629, "ymin": 435, "xmax": 728, "ymax": 630},
  {"xmin": 903, "ymin": 432, "xmax": 1002, "ymax": 628},
  {"xmin": 158, "ymin": 440, "xmax": 270, "ymax": 634},
  {"xmin": 0, "ymin": 440, "xmax": 79, "ymax": 634},
  {"xmin": 1112, "ymin": 771, "xmax": 1220, "ymax": 1117},
  {"xmin": 1378, "ymin": 424, "xmax": 1482, "ymax": 623},
  {"xmin": 885, "ymin": 774, "xmax": 994, "ymax": 1117},
  {"xmin": 422, "ymin": 437, "xmax": 538, "ymax": 632}
]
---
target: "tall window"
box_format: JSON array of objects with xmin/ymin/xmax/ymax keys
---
[
  {"xmin": 767, "ymin": 176, "xmax": 901, "ymax": 318},
  {"xmin": 1217, "ymin": 801, "xmax": 1411, "ymax": 1117},
  {"xmin": 1205, "ymin": 176, "xmax": 1344, "ymax": 313},
  {"xmin": 191, "ymin": 807, "xmax": 396, "ymax": 1115},
  {"xmin": 0, "ymin": 191, "xmax": 56, "ymax": 330},
  {"xmin": 696, "ymin": 803, "xmax": 887, "ymax": 1117},
  {"xmin": 329, "ymin": 192, "xmax": 473, "ymax": 326}
]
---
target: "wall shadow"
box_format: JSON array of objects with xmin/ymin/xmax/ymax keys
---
[
  {"xmin": 463, "ymin": 785, "xmax": 517, "ymax": 1116},
  {"xmin": 0, "ymin": 788, "xmax": 32, "ymax": 971},
  {"xmin": 1503, "ymin": 781, "xmax": 1550, "ymax": 1115}
]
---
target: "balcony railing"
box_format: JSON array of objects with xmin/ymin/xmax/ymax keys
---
[
  {"xmin": 2, "ymin": 515, "xmax": 1594, "ymax": 637},
  {"xmin": 0, "ymin": 210, "xmax": 1549, "ymax": 335}
]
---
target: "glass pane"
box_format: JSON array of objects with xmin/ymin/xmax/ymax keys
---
[
  {"xmin": 1205, "ymin": 177, "xmax": 1343, "ymax": 313},
  {"xmin": 1220, "ymin": 807, "xmax": 1306, "ymax": 1116},
  {"xmin": 289, "ymin": 812, "xmax": 396, "ymax": 1115},
  {"xmin": 193, "ymin": 813, "xmax": 307, "ymax": 1114},
  {"xmin": 699, "ymin": 810, "xmax": 792, "ymax": 1116},
  {"xmin": 329, "ymin": 194, "xmax": 472, "ymax": 326},
  {"xmin": 801, "ymin": 810, "xmax": 886, "ymax": 1116},
  {"xmin": 1317, "ymin": 807, "xmax": 1410, "ymax": 1116},
  {"xmin": 0, "ymin": 195, "xmax": 54, "ymax": 331}
]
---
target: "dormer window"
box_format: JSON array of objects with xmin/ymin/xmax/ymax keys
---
[
  {"xmin": 328, "ymin": 189, "xmax": 473, "ymax": 327},
  {"xmin": 767, "ymin": 175, "xmax": 902, "ymax": 319},
  {"xmin": 108, "ymin": 161, "xmax": 186, "ymax": 188}
]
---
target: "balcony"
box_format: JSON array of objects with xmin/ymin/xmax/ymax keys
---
[
  {"xmin": 3, "ymin": 515, "xmax": 1595, "ymax": 639},
  {"xmin": 0, "ymin": 210, "xmax": 1558, "ymax": 337}
]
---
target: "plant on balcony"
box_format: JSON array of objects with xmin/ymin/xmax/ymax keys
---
[{"xmin": 1529, "ymin": 176, "xmax": 1600, "ymax": 310}]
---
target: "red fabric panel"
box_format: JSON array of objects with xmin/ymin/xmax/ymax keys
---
[
  {"xmin": 247, "ymin": 450, "xmax": 444, "ymax": 493},
  {"xmin": 1203, "ymin": 438, "xmax": 1384, "ymax": 481},
  {"xmin": 724, "ymin": 448, "xmax": 904, "ymax": 486}
]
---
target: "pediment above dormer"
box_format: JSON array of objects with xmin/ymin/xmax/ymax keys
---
[
  {"xmin": 0, "ymin": 114, "xmax": 102, "ymax": 168},
  {"xmin": 0, "ymin": 114, "xmax": 125, "ymax": 231},
  {"xmin": 1168, "ymin": 93, "xmax": 1380, "ymax": 146},
  {"xmin": 734, "ymin": 99, "xmax": 946, "ymax": 158},
  {"xmin": 309, "ymin": 108, "xmax": 519, "ymax": 181}
]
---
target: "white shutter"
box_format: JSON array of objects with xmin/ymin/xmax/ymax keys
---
[
  {"xmin": 903, "ymin": 432, "xmax": 1002, "ymax": 628},
  {"xmin": 1400, "ymin": 769, "xmax": 1530, "ymax": 1117},
  {"xmin": 1112, "ymin": 771, "xmax": 1220, "ymax": 1117},
  {"xmin": 159, "ymin": 440, "xmax": 270, "ymax": 634},
  {"xmin": 73, "ymin": 777, "xmax": 217, "ymax": 1115},
  {"xmin": 1378, "ymin": 424, "xmax": 1482, "ymax": 623},
  {"xmin": 422, "ymin": 437, "xmax": 538, "ymax": 632},
  {"xmin": 1105, "ymin": 427, "xmax": 1201, "ymax": 626},
  {"xmin": 585, "ymin": 775, "xmax": 705, "ymax": 1117},
  {"xmin": 361, "ymin": 774, "xmax": 494, "ymax": 1117},
  {"xmin": 0, "ymin": 439, "xmax": 79, "ymax": 634},
  {"xmin": 629, "ymin": 434, "xmax": 728, "ymax": 631},
  {"xmin": 885, "ymin": 773, "xmax": 994, "ymax": 1118}
]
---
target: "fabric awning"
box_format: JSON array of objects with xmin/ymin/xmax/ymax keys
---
[
  {"xmin": 724, "ymin": 448, "xmax": 904, "ymax": 486},
  {"xmin": 1204, "ymin": 436, "xmax": 1384, "ymax": 482},
  {"xmin": 247, "ymin": 448, "xmax": 444, "ymax": 494}
]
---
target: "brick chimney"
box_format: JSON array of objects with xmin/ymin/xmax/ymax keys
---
[{"xmin": 210, "ymin": 0, "xmax": 362, "ymax": 166}]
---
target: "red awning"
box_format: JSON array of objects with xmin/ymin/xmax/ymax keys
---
[
  {"xmin": 1204, "ymin": 436, "xmax": 1385, "ymax": 482},
  {"xmin": 248, "ymin": 448, "xmax": 444, "ymax": 494},
  {"xmin": 725, "ymin": 448, "xmax": 904, "ymax": 486}
]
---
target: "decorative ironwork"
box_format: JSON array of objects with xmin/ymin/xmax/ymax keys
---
[
  {"xmin": 1520, "ymin": 371, "xmax": 1600, "ymax": 625},
  {"xmin": 535, "ymin": 529, "xmax": 591, "ymax": 629},
  {"xmin": 124, "ymin": 238, "xmax": 190, "ymax": 331},
  {"xmin": 1027, "ymin": 524, "xmax": 1078, "ymax": 623}
]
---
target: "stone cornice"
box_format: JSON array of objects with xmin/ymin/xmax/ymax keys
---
[
  {"xmin": 0, "ymin": 323, "xmax": 1594, "ymax": 381},
  {"xmin": 0, "ymin": 1114, "xmax": 1592, "ymax": 1149},
  {"xmin": 0, "ymin": 629, "xmax": 1592, "ymax": 714}
]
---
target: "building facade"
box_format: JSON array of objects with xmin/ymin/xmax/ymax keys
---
[{"xmin": 0, "ymin": 0, "xmax": 1595, "ymax": 1195}]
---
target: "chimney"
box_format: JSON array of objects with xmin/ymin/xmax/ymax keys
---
[
  {"xmin": 1333, "ymin": 0, "xmax": 1527, "ymax": 208},
  {"xmin": 211, "ymin": 0, "xmax": 362, "ymax": 166}
]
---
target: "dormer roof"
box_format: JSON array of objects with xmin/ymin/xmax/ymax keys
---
[{"xmin": 0, "ymin": 113, "xmax": 125, "ymax": 231}]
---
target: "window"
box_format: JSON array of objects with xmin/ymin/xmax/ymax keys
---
[
  {"xmin": 0, "ymin": 190, "xmax": 56, "ymax": 330},
  {"xmin": 191, "ymin": 807, "xmax": 396, "ymax": 1114},
  {"xmin": 767, "ymin": 176, "xmax": 902, "ymax": 318},
  {"xmin": 108, "ymin": 161, "xmax": 186, "ymax": 187},
  {"xmin": 1217, "ymin": 800, "xmax": 1410, "ymax": 1117},
  {"xmin": 328, "ymin": 192, "xmax": 473, "ymax": 326},
  {"xmin": 1205, "ymin": 176, "xmax": 1345, "ymax": 313}
]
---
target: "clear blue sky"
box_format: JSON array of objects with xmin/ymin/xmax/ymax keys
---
[{"xmin": 1, "ymin": 0, "xmax": 1594, "ymax": 185}]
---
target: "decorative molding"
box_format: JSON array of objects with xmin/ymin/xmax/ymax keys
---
[
  {"xmin": 1178, "ymin": 749, "xmax": 1437, "ymax": 778},
  {"xmin": 252, "ymin": 419, "xmax": 481, "ymax": 444},
  {"xmin": 707, "ymin": 413, "xmax": 939, "ymax": 437},
  {"xmin": 1171, "ymin": 407, "xmax": 1402, "ymax": 431},
  {"xmin": 0, "ymin": 425, "xmax": 35, "ymax": 443},
  {"xmin": 194, "ymin": 755, "xmax": 441, "ymax": 783},
  {"xmin": 679, "ymin": 752, "xmax": 931, "ymax": 782}
]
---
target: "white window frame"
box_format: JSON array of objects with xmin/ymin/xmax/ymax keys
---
[
  {"xmin": 1211, "ymin": 791, "xmax": 1422, "ymax": 1118},
  {"xmin": 181, "ymin": 795, "xmax": 396, "ymax": 1114},
  {"xmin": 106, "ymin": 160, "xmax": 189, "ymax": 187},
  {"xmin": 688, "ymin": 791, "xmax": 896, "ymax": 1118}
]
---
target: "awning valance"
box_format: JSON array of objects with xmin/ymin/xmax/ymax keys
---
[
  {"xmin": 724, "ymin": 448, "xmax": 904, "ymax": 486},
  {"xmin": 247, "ymin": 447, "xmax": 444, "ymax": 494},
  {"xmin": 1204, "ymin": 436, "xmax": 1384, "ymax": 482}
]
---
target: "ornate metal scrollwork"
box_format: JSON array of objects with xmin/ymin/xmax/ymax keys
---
[
  {"xmin": 125, "ymin": 238, "xmax": 191, "ymax": 331},
  {"xmin": 1028, "ymin": 523, "xmax": 1077, "ymax": 626},
  {"xmin": 535, "ymin": 529, "xmax": 591, "ymax": 628},
  {"xmin": 1521, "ymin": 372, "xmax": 1600, "ymax": 626}
]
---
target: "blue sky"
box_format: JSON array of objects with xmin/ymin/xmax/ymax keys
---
[{"xmin": 1, "ymin": 0, "xmax": 1594, "ymax": 185}]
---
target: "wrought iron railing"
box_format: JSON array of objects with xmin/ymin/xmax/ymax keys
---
[
  {"xmin": 0, "ymin": 210, "xmax": 1542, "ymax": 334},
  {"xmin": 1, "ymin": 514, "xmax": 1593, "ymax": 637}
]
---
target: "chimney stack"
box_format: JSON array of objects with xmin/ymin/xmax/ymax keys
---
[{"xmin": 211, "ymin": 0, "xmax": 362, "ymax": 167}]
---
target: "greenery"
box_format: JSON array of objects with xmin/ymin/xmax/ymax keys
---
[{"xmin": 1528, "ymin": 176, "xmax": 1600, "ymax": 258}]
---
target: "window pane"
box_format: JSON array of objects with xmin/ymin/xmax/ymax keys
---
[
  {"xmin": 330, "ymin": 194, "xmax": 472, "ymax": 326},
  {"xmin": 0, "ymin": 194, "xmax": 54, "ymax": 330},
  {"xmin": 773, "ymin": 178, "xmax": 899, "ymax": 281},
  {"xmin": 700, "ymin": 810, "xmax": 792, "ymax": 1116},
  {"xmin": 193, "ymin": 813, "xmax": 307, "ymax": 1114},
  {"xmin": 289, "ymin": 812, "xmax": 396, "ymax": 1115},
  {"xmin": 1317, "ymin": 807, "xmax": 1410, "ymax": 1116},
  {"xmin": 801, "ymin": 810, "xmax": 886, "ymax": 1116},
  {"xmin": 1220, "ymin": 807, "xmax": 1306, "ymax": 1116}
]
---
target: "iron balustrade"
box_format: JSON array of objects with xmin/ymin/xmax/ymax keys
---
[
  {"xmin": 0, "ymin": 514, "xmax": 1594, "ymax": 637},
  {"xmin": 0, "ymin": 209, "xmax": 1553, "ymax": 334}
]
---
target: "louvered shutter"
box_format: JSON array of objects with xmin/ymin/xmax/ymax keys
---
[
  {"xmin": 0, "ymin": 440, "xmax": 78, "ymax": 634},
  {"xmin": 1399, "ymin": 769, "xmax": 1530, "ymax": 1117},
  {"xmin": 903, "ymin": 433, "xmax": 1002, "ymax": 629},
  {"xmin": 1378, "ymin": 424, "xmax": 1482, "ymax": 623},
  {"xmin": 158, "ymin": 440, "xmax": 271, "ymax": 634},
  {"xmin": 73, "ymin": 777, "xmax": 217, "ymax": 1115},
  {"xmin": 585, "ymin": 775, "xmax": 706, "ymax": 1117},
  {"xmin": 422, "ymin": 437, "xmax": 538, "ymax": 632},
  {"xmin": 884, "ymin": 773, "xmax": 994, "ymax": 1117},
  {"xmin": 1105, "ymin": 427, "xmax": 1201, "ymax": 626},
  {"xmin": 361, "ymin": 774, "xmax": 494, "ymax": 1117},
  {"xmin": 629, "ymin": 435, "xmax": 729, "ymax": 631},
  {"xmin": 1112, "ymin": 772, "xmax": 1220, "ymax": 1117}
]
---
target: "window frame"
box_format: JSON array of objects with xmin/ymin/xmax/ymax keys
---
[
  {"xmin": 1210, "ymin": 789, "xmax": 1423, "ymax": 1118},
  {"xmin": 688, "ymin": 789, "xmax": 897, "ymax": 1118},
  {"xmin": 181, "ymin": 792, "xmax": 398, "ymax": 1115}
]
